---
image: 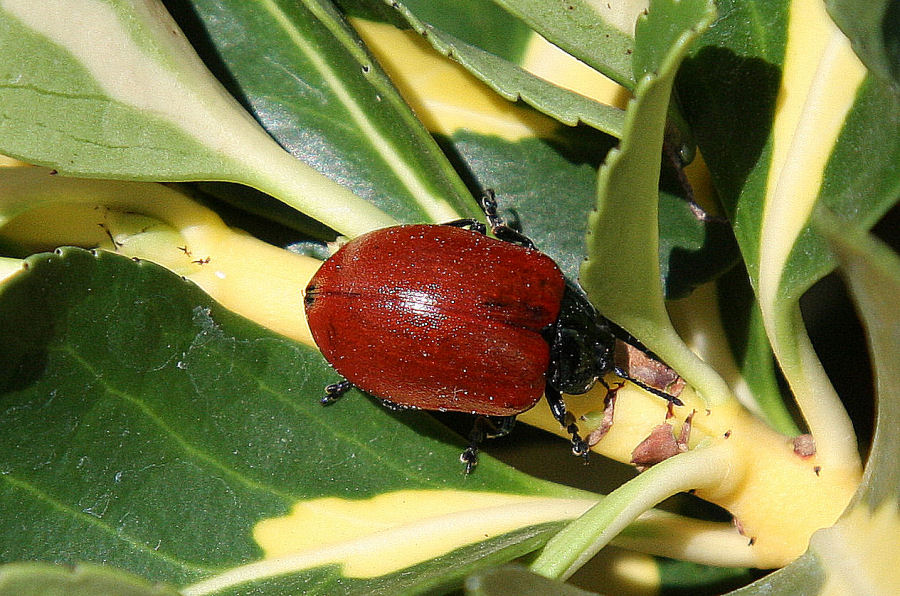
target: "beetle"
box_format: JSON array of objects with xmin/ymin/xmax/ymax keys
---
[{"xmin": 303, "ymin": 191, "xmax": 682, "ymax": 472}]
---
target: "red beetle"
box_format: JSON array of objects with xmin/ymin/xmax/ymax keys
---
[{"xmin": 304, "ymin": 192, "xmax": 681, "ymax": 471}]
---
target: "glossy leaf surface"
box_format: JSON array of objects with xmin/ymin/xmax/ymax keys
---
[
  {"xmin": 372, "ymin": 0, "xmax": 627, "ymax": 136},
  {"xmin": 581, "ymin": 0, "xmax": 731, "ymax": 403},
  {"xmin": 0, "ymin": 248, "xmax": 596, "ymax": 593},
  {"xmin": 164, "ymin": 0, "xmax": 476, "ymax": 225},
  {"xmin": 491, "ymin": 0, "xmax": 642, "ymax": 87}
]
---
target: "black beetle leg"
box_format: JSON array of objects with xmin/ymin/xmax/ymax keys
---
[
  {"xmin": 460, "ymin": 415, "xmax": 516, "ymax": 474},
  {"xmin": 444, "ymin": 218, "xmax": 487, "ymax": 235},
  {"xmin": 486, "ymin": 415, "xmax": 517, "ymax": 439},
  {"xmin": 321, "ymin": 379, "xmax": 354, "ymax": 405},
  {"xmin": 545, "ymin": 382, "xmax": 589, "ymax": 460},
  {"xmin": 446, "ymin": 190, "xmax": 536, "ymax": 247},
  {"xmin": 479, "ymin": 189, "xmax": 536, "ymax": 249},
  {"xmin": 461, "ymin": 416, "xmax": 487, "ymax": 474}
]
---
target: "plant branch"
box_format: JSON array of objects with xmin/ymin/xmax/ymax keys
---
[{"xmin": 530, "ymin": 441, "xmax": 732, "ymax": 581}]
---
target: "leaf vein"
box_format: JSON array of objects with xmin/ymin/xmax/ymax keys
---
[
  {"xmin": 57, "ymin": 345, "xmax": 299, "ymax": 504},
  {"xmin": 0, "ymin": 471, "xmax": 215, "ymax": 574}
]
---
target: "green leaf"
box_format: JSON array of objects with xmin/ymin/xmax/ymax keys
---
[
  {"xmin": 165, "ymin": 0, "xmax": 477, "ymax": 225},
  {"xmin": 656, "ymin": 558, "xmax": 756, "ymax": 594},
  {"xmin": 675, "ymin": 0, "xmax": 898, "ymax": 474},
  {"xmin": 0, "ymin": 0, "xmax": 396, "ymax": 236},
  {"xmin": 656, "ymin": 177, "xmax": 740, "ymax": 300},
  {"xmin": 670, "ymin": 0, "xmax": 797, "ymax": 433},
  {"xmin": 466, "ymin": 564, "xmax": 598, "ymax": 596},
  {"xmin": 716, "ymin": 267, "xmax": 800, "ymax": 435},
  {"xmin": 469, "ymin": 559, "xmax": 753, "ymax": 595},
  {"xmin": 675, "ymin": 0, "xmax": 787, "ymax": 272},
  {"xmin": 440, "ymin": 130, "xmax": 614, "ymax": 282},
  {"xmin": 677, "ymin": 0, "xmax": 899, "ymax": 329},
  {"xmin": 826, "ymin": 0, "xmax": 900, "ymax": 86},
  {"xmin": 725, "ymin": 550, "xmax": 826, "ymax": 595},
  {"xmin": 581, "ymin": 0, "xmax": 732, "ymax": 404},
  {"xmin": 0, "ymin": 247, "xmax": 600, "ymax": 593},
  {"xmin": 779, "ymin": 76, "xmax": 900, "ymax": 306},
  {"xmin": 490, "ymin": 0, "xmax": 641, "ymax": 88},
  {"xmin": 0, "ymin": 563, "xmax": 180, "ymax": 596},
  {"xmin": 344, "ymin": 0, "xmax": 535, "ymax": 61},
  {"xmin": 377, "ymin": 0, "xmax": 627, "ymax": 136}
]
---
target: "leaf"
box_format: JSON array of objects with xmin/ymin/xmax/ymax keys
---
[
  {"xmin": 0, "ymin": 166, "xmax": 323, "ymax": 344},
  {"xmin": 580, "ymin": 0, "xmax": 732, "ymax": 404},
  {"xmin": 372, "ymin": 0, "xmax": 627, "ymax": 136},
  {"xmin": 0, "ymin": 563, "xmax": 180, "ymax": 596},
  {"xmin": 0, "ymin": 247, "xmax": 601, "ymax": 593},
  {"xmin": 466, "ymin": 564, "xmax": 598, "ymax": 596},
  {"xmin": 470, "ymin": 557, "xmax": 753, "ymax": 595},
  {"xmin": 716, "ymin": 267, "xmax": 800, "ymax": 435},
  {"xmin": 679, "ymin": 0, "xmax": 898, "ymax": 339},
  {"xmin": 678, "ymin": 0, "xmax": 896, "ymax": 472},
  {"xmin": 490, "ymin": 0, "xmax": 642, "ymax": 88},
  {"xmin": 656, "ymin": 176, "xmax": 740, "ymax": 300},
  {"xmin": 725, "ymin": 551, "xmax": 826, "ymax": 595},
  {"xmin": 675, "ymin": 0, "xmax": 786, "ymax": 261},
  {"xmin": 656, "ymin": 558, "xmax": 756, "ymax": 594},
  {"xmin": 778, "ymin": 77, "xmax": 900, "ymax": 306},
  {"xmin": 440, "ymin": 130, "xmax": 614, "ymax": 282},
  {"xmin": 164, "ymin": 0, "xmax": 477, "ymax": 225},
  {"xmin": 826, "ymin": 0, "xmax": 900, "ymax": 86},
  {"xmin": 0, "ymin": 0, "xmax": 396, "ymax": 236},
  {"xmin": 342, "ymin": 0, "xmax": 536, "ymax": 61}
]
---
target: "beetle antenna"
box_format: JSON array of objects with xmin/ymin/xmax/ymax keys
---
[
  {"xmin": 612, "ymin": 366, "xmax": 684, "ymax": 407},
  {"xmin": 598, "ymin": 317, "xmax": 684, "ymax": 406}
]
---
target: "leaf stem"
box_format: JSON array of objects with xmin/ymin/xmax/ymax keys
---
[
  {"xmin": 771, "ymin": 305, "xmax": 861, "ymax": 474},
  {"xmin": 0, "ymin": 256, "xmax": 22, "ymax": 284},
  {"xmin": 613, "ymin": 512, "xmax": 758, "ymax": 567},
  {"xmin": 530, "ymin": 441, "xmax": 732, "ymax": 581}
]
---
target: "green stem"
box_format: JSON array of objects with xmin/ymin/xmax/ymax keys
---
[{"xmin": 530, "ymin": 441, "xmax": 731, "ymax": 580}]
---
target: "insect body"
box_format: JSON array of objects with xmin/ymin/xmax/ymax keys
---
[
  {"xmin": 305, "ymin": 223, "xmax": 563, "ymax": 417},
  {"xmin": 303, "ymin": 193, "xmax": 681, "ymax": 471}
]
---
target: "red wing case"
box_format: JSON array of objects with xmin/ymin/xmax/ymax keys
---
[{"xmin": 305, "ymin": 225, "xmax": 565, "ymax": 415}]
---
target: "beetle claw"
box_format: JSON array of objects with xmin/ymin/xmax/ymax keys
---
[
  {"xmin": 321, "ymin": 380, "xmax": 353, "ymax": 406},
  {"xmin": 567, "ymin": 423, "xmax": 590, "ymax": 461},
  {"xmin": 460, "ymin": 447, "xmax": 479, "ymax": 474}
]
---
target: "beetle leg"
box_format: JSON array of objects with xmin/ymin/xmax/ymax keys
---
[
  {"xmin": 444, "ymin": 218, "xmax": 487, "ymax": 235},
  {"xmin": 460, "ymin": 415, "xmax": 516, "ymax": 474},
  {"xmin": 461, "ymin": 416, "xmax": 487, "ymax": 474},
  {"xmin": 460, "ymin": 447, "xmax": 478, "ymax": 475},
  {"xmin": 321, "ymin": 379, "xmax": 354, "ymax": 405},
  {"xmin": 545, "ymin": 383, "xmax": 589, "ymax": 460},
  {"xmin": 486, "ymin": 415, "xmax": 517, "ymax": 439},
  {"xmin": 445, "ymin": 190, "xmax": 538, "ymax": 247},
  {"xmin": 479, "ymin": 189, "xmax": 536, "ymax": 250}
]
